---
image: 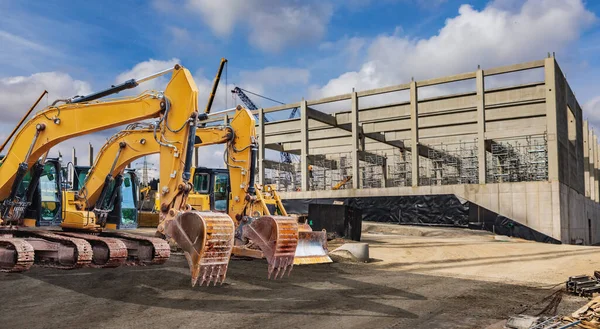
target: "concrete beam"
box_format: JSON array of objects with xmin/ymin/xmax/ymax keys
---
[
  {"xmin": 306, "ymin": 107, "xmax": 338, "ymax": 126},
  {"xmin": 417, "ymin": 72, "xmax": 476, "ymax": 88},
  {"xmin": 306, "ymin": 106, "xmax": 404, "ymax": 150},
  {"xmin": 484, "ymin": 59, "xmax": 545, "ymax": 77}
]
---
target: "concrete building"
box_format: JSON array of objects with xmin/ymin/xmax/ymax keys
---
[{"xmin": 206, "ymin": 56, "xmax": 599, "ymax": 245}]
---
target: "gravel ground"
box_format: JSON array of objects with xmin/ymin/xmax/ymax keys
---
[{"xmin": 0, "ymin": 223, "xmax": 595, "ymax": 329}]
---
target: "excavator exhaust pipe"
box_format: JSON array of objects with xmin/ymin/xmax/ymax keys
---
[
  {"xmin": 164, "ymin": 211, "xmax": 234, "ymax": 287},
  {"xmin": 242, "ymin": 216, "xmax": 298, "ymax": 279}
]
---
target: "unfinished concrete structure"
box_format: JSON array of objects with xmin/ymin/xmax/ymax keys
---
[{"xmin": 206, "ymin": 56, "xmax": 599, "ymax": 245}]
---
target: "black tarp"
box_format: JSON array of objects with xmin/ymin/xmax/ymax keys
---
[
  {"xmin": 284, "ymin": 195, "xmax": 470, "ymax": 226},
  {"xmin": 283, "ymin": 194, "xmax": 560, "ymax": 244}
]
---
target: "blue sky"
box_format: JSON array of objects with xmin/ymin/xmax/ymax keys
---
[{"xmin": 1, "ymin": 0, "xmax": 600, "ymax": 168}]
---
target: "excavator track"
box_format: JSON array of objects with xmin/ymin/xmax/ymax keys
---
[
  {"xmin": 0, "ymin": 237, "xmax": 34, "ymax": 272},
  {"xmin": 242, "ymin": 216, "xmax": 299, "ymax": 280},
  {"xmin": 99, "ymin": 231, "xmax": 170, "ymax": 265},
  {"xmin": 55, "ymin": 232, "xmax": 128, "ymax": 268},
  {"xmin": 0, "ymin": 229, "xmax": 92, "ymax": 269},
  {"xmin": 164, "ymin": 211, "xmax": 235, "ymax": 287}
]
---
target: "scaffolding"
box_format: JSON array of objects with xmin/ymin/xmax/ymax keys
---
[
  {"xmin": 360, "ymin": 151, "xmax": 387, "ymax": 189},
  {"xmin": 264, "ymin": 162, "xmax": 300, "ymax": 192},
  {"xmin": 387, "ymin": 149, "xmax": 412, "ymax": 187},
  {"xmin": 309, "ymin": 153, "xmax": 352, "ymax": 191},
  {"xmin": 421, "ymin": 140, "xmax": 479, "ymax": 186},
  {"xmin": 487, "ymin": 134, "xmax": 548, "ymax": 183}
]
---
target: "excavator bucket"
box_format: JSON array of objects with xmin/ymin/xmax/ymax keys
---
[
  {"xmin": 164, "ymin": 211, "xmax": 234, "ymax": 287},
  {"xmin": 294, "ymin": 223, "xmax": 332, "ymax": 265},
  {"xmin": 242, "ymin": 216, "xmax": 298, "ymax": 279}
]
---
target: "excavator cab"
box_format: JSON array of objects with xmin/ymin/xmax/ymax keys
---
[
  {"xmin": 189, "ymin": 167, "xmax": 229, "ymax": 212},
  {"xmin": 69, "ymin": 165, "xmax": 139, "ymax": 230}
]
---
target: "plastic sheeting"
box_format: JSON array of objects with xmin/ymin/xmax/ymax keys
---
[{"xmin": 283, "ymin": 195, "xmax": 469, "ymax": 226}]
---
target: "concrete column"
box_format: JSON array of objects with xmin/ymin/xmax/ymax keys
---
[
  {"xmin": 224, "ymin": 114, "xmax": 229, "ymax": 125},
  {"xmin": 351, "ymin": 91, "xmax": 360, "ymax": 189},
  {"xmin": 72, "ymin": 147, "xmax": 77, "ymax": 166},
  {"xmin": 257, "ymin": 108, "xmax": 265, "ymax": 186},
  {"xmin": 593, "ymin": 134, "xmax": 600, "ymax": 202},
  {"xmin": 410, "ymin": 81, "xmax": 419, "ymax": 187},
  {"xmin": 382, "ymin": 156, "xmax": 388, "ymax": 187},
  {"xmin": 88, "ymin": 143, "xmax": 94, "ymax": 166},
  {"xmin": 591, "ymin": 128, "xmax": 596, "ymax": 201},
  {"xmin": 300, "ymin": 100, "xmax": 309, "ymax": 191},
  {"xmin": 476, "ymin": 69, "xmax": 486, "ymax": 184},
  {"xmin": 584, "ymin": 121, "xmax": 590, "ymax": 197},
  {"xmin": 544, "ymin": 58, "xmax": 559, "ymax": 182}
]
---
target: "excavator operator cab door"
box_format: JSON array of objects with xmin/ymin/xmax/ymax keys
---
[
  {"xmin": 105, "ymin": 170, "xmax": 139, "ymax": 229},
  {"xmin": 24, "ymin": 159, "xmax": 63, "ymax": 227},
  {"xmin": 212, "ymin": 171, "xmax": 229, "ymax": 212}
]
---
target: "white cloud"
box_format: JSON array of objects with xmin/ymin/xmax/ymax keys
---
[
  {"xmin": 311, "ymin": 0, "xmax": 596, "ymax": 99},
  {"xmin": 0, "ymin": 72, "xmax": 91, "ymax": 123},
  {"xmin": 184, "ymin": 0, "xmax": 333, "ymax": 52},
  {"xmin": 115, "ymin": 58, "xmax": 180, "ymax": 93}
]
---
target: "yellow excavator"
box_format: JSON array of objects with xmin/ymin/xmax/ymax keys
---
[
  {"xmin": 53, "ymin": 120, "xmax": 330, "ymax": 266},
  {"xmin": 0, "ymin": 64, "xmax": 298, "ymax": 286}
]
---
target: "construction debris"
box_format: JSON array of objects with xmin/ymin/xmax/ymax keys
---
[
  {"xmin": 562, "ymin": 295, "xmax": 600, "ymax": 328},
  {"xmin": 566, "ymin": 273, "xmax": 600, "ymax": 298}
]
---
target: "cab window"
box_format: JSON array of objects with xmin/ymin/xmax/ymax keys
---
[
  {"xmin": 193, "ymin": 173, "xmax": 209, "ymax": 193},
  {"xmin": 214, "ymin": 173, "xmax": 228, "ymax": 212}
]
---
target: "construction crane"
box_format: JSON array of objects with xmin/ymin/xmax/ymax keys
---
[{"xmin": 231, "ymin": 87, "xmax": 298, "ymax": 164}]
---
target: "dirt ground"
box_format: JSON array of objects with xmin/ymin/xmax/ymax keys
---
[{"xmin": 0, "ymin": 223, "xmax": 597, "ymax": 329}]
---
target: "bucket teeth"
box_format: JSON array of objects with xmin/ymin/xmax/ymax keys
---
[
  {"xmin": 195, "ymin": 263, "xmax": 228, "ymax": 287},
  {"xmin": 269, "ymin": 255, "xmax": 294, "ymax": 279}
]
